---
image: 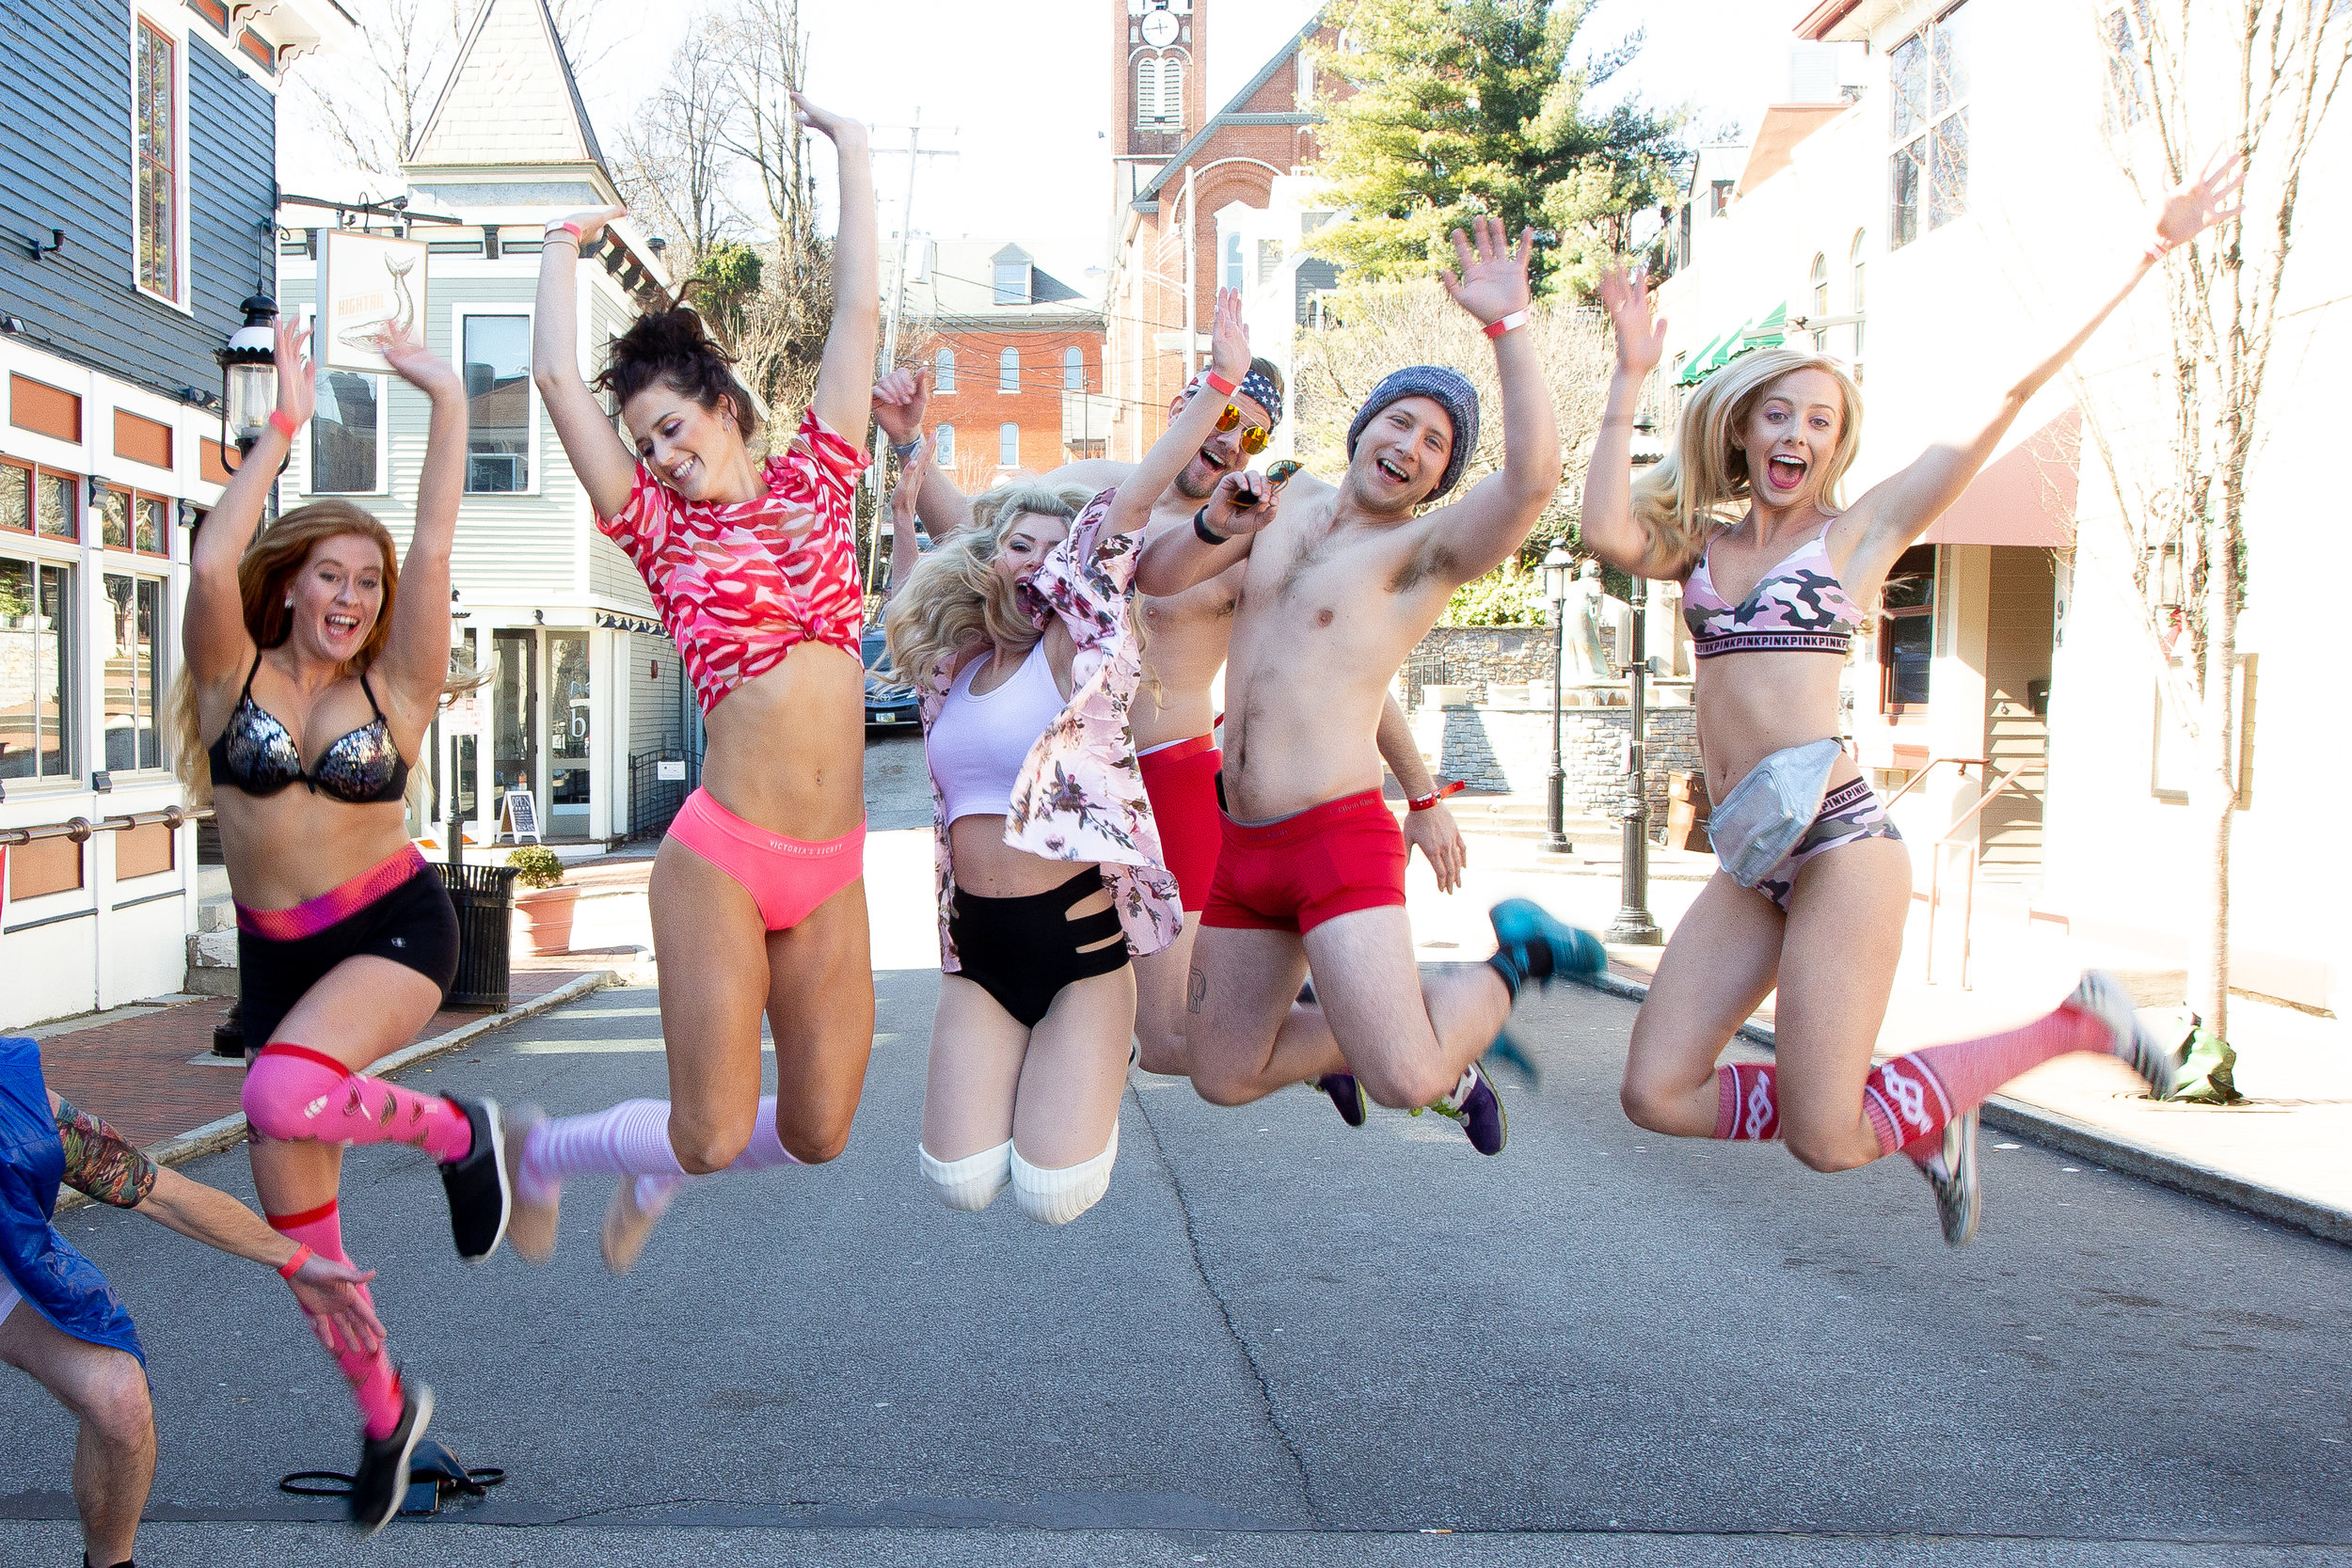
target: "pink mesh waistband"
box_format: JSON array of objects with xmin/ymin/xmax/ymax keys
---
[{"xmin": 237, "ymin": 845, "xmax": 428, "ymax": 942}]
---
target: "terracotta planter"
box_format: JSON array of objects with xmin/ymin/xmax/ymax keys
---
[{"xmin": 514, "ymin": 885, "xmax": 580, "ymax": 956}]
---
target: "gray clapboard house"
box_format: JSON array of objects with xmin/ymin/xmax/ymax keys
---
[
  {"xmin": 274, "ymin": 0, "xmax": 691, "ymax": 848},
  {"xmin": 1, "ymin": 0, "xmax": 353, "ymax": 1027}
]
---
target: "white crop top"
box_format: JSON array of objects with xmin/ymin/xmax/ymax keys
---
[{"xmin": 927, "ymin": 641, "xmax": 1067, "ymax": 827}]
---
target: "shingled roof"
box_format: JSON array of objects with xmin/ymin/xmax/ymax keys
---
[{"xmin": 406, "ymin": 0, "xmax": 607, "ymax": 169}]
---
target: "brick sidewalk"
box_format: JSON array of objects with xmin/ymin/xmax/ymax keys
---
[{"xmin": 33, "ymin": 970, "xmax": 590, "ymax": 1148}]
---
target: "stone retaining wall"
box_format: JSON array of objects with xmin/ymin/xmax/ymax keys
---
[{"xmin": 1413, "ymin": 703, "xmax": 1703, "ymax": 822}]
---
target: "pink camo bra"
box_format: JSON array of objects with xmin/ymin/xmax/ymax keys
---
[
  {"xmin": 597, "ymin": 408, "xmax": 868, "ymax": 713},
  {"xmin": 1683, "ymin": 520, "xmax": 1864, "ymax": 658}
]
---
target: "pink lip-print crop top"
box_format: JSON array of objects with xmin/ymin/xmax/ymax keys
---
[{"xmin": 597, "ymin": 408, "xmax": 869, "ymax": 714}]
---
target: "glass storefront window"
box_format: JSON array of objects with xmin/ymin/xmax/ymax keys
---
[
  {"xmin": 102, "ymin": 574, "xmax": 163, "ymax": 770},
  {"xmin": 548, "ymin": 631, "xmax": 590, "ymax": 833},
  {"xmin": 0, "ymin": 557, "xmax": 73, "ymax": 780},
  {"xmin": 493, "ymin": 628, "xmax": 536, "ymax": 814}
]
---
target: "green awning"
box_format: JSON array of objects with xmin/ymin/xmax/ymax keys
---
[
  {"xmin": 1740, "ymin": 301, "xmax": 1788, "ymax": 352},
  {"xmin": 1677, "ymin": 333, "xmax": 1725, "ymax": 385},
  {"xmin": 1681, "ymin": 302, "xmax": 1790, "ymax": 386}
]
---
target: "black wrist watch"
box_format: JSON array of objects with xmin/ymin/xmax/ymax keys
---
[
  {"xmin": 890, "ymin": 440, "xmax": 919, "ymax": 461},
  {"xmin": 1193, "ymin": 505, "xmax": 1230, "ymax": 546}
]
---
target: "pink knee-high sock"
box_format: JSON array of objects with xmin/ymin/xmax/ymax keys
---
[
  {"xmin": 1861, "ymin": 1002, "xmax": 2114, "ymax": 1158},
  {"xmin": 268, "ymin": 1200, "xmax": 404, "ymax": 1440},
  {"xmin": 243, "ymin": 1043, "xmax": 472, "ymax": 1162},
  {"xmin": 1712, "ymin": 1063, "xmax": 1781, "ymax": 1140}
]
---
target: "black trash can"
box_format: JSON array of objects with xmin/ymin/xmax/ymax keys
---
[{"xmin": 437, "ymin": 863, "xmax": 519, "ymax": 1012}]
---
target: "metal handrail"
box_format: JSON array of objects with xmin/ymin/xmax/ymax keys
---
[
  {"xmin": 0, "ymin": 805, "xmax": 213, "ymax": 848},
  {"xmin": 1921, "ymin": 764, "xmax": 2031, "ymax": 990},
  {"xmin": 1881, "ymin": 755, "xmax": 1994, "ymax": 810}
]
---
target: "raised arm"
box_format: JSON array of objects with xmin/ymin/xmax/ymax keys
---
[
  {"xmin": 534, "ymin": 203, "xmax": 639, "ymax": 517},
  {"xmin": 1845, "ymin": 149, "xmax": 2246, "ymax": 580},
  {"xmin": 872, "ymin": 365, "xmax": 975, "ymax": 539},
  {"xmin": 1416, "ymin": 219, "xmax": 1562, "ymax": 581},
  {"xmin": 183, "ymin": 314, "xmax": 313, "ymax": 686},
  {"xmin": 882, "ymin": 435, "xmax": 929, "ymax": 599},
  {"xmin": 1107, "ymin": 288, "xmax": 1249, "ymax": 535},
  {"xmin": 799, "ymin": 93, "xmax": 879, "ymax": 440},
  {"xmin": 372, "ymin": 326, "xmax": 468, "ymax": 719},
  {"xmin": 1583, "ymin": 265, "xmax": 1687, "ymax": 578}
]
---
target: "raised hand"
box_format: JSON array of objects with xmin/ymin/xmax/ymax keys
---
[
  {"xmin": 889, "ymin": 436, "xmax": 930, "ymax": 521},
  {"xmin": 1207, "ymin": 286, "xmax": 1249, "ymax": 382},
  {"xmin": 376, "ymin": 319, "xmax": 464, "ymax": 404},
  {"xmin": 553, "ymin": 204, "xmax": 628, "ymax": 247},
  {"xmin": 872, "ymin": 364, "xmax": 932, "ymax": 444},
  {"xmin": 269, "ymin": 312, "xmax": 317, "ymax": 428},
  {"xmin": 1597, "ymin": 264, "xmax": 1667, "ymax": 376},
  {"xmin": 1204, "ymin": 467, "xmax": 1280, "ymax": 537},
  {"xmin": 2153, "ymin": 145, "xmax": 2248, "ymax": 252},
  {"xmin": 285, "ymin": 1252, "xmax": 385, "ymax": 1356},
  {"xmin": 790, "ymin": 90, "xmax": 868, "ymax": 150},
  {"xmin": 1439, "ymin": 216, "xmax": 1534, "ymax": 330}
]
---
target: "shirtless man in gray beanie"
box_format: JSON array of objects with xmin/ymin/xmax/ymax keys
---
[
  {"xmin": 870, "ymin": 294, "xmax": 1464, "ymax": 1093},
  {"xmin": 1132, "ymin": 218, "xmax": 1603, "ymax": 1154}
]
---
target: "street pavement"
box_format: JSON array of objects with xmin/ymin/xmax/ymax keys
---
[{"xmin": 3, "ymin": 732, "xmax": 2347, "ymax": 1565}]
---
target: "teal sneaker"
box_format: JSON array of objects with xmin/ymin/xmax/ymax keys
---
[{"xmin": 1486, "ymin": 898, "xmax": 1606, "ymax": 996}]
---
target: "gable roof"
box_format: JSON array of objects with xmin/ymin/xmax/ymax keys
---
[
  {"xmin": 1136, "ymin": 10, "xmax": 1326, "ymax": 206},
  {"xmin": 406, "ymin": 0, "xmax": 607, "ymax": 169}
]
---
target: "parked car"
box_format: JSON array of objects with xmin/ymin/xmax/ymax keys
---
[{"xmin": 862, "ymin": 627, "xmax": 920, "ymax": 730}]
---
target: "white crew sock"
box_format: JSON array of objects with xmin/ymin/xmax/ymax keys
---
[
  {"xmin": 920, "ymin": 1139, "xmax": 1012, "ymax": 1212},
  {"xmin": 1009, "ymin": 1123, "xmax": 1119, "ymax": 1227}
]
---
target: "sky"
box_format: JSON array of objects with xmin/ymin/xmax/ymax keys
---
[{"xmin": 547, "ymin": 0, "xmax": 1805, "ymax": 293}]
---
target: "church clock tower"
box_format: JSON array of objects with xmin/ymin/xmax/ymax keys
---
[{"xmin": 1112, "ymin": 0, "xmax": 1206, "ymax": 201}]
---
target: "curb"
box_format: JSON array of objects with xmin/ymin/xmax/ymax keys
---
[
  {"xmin": 1568, "ymin": 968, "xmax": 2352, "ymax": 1249},
  {"xmin": 61, "ymin": 971, "xmax": 622, "ymax": 1206}
]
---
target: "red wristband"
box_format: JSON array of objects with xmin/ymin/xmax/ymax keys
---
[
  {"xmin": 547, "ymin": 220, "xmax": 584, "ymax": 243},
  {"xmin": 1483, "ymin": 310, "xmax": 1529, "ymax": 340},
  {"xmin": 2143, "ymin": 236, "xmax": 2173, "ymax": 263},
  {"xmin": 1409, "ymin": 780, "xmax": 1467, "ymax": 810},
  {"xmin": 277, "ymin": 1243, "xmax": 313, "ymax": 1280},
  {"xmin": 1203, "ymin": 370, "xmax": 1237, "ymax": 396},
  {"xmin": 268, "ymin": 409, "xmax": 300, "ymax": 440}
]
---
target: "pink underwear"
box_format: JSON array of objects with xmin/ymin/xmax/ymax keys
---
[{"xmin": 666, "ymin": 786, "xmax": 864, "ymax": 930}]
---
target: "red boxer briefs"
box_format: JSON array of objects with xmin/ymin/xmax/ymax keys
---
[
  {"xmin": 1138, "ymin": 735, "xmax": 1223, "ymax": 913},
  {"xmin": 1200, "ymin": 786, "xmax": 1409, "ymax": 935}
]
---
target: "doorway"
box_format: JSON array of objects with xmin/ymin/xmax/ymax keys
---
[{"xmin": 493, "ymin": 628, "xmax": 538, "ymax": 833}]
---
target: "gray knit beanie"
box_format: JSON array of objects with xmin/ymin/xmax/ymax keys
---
[{"xmin": 1346, "ymin": 365, "xmax": 1480, "ymax": 501}]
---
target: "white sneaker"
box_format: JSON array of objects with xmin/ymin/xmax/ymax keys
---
[
  {"xmin": 1916, "ymin": 1108, "xmax": 1981, "ymax": 1247},
  {"xmin": 2069, "ymin": 972, "xmax": 2181, "ymax": 1099}
]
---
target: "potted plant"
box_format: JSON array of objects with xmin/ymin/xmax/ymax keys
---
[{"xmin": 507, "ymin": 847, "xmax": 579, "ymax": 956}]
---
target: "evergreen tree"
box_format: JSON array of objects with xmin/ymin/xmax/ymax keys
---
[{"xmin": 1307, "ymin": 0, "xmax": 1683, "ymax": 294}]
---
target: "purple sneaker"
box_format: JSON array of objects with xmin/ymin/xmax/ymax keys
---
[
  {"xmin": 1311, "ymin": 1072, "xmax": 1367, "ymax": 1128},
  {"xmin": 1417, "ymin": 1061, "xmax": 1508, "ymax": 1155}
]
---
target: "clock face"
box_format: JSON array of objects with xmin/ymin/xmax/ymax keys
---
[{"xmin": 1140, "ymin": 10, "xmax": 1178, "ymax": 46}]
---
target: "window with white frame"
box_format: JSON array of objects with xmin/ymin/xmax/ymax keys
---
[
  {"xmin": 461, "ymin": 313, "xmax": 533, "ymax": 492},
  {"xmin": 934, "ymin": 423, "xmax": 955, "ymax": 467},
  {"xmin": 133, "ymin": 16, "xmax": 181, "ymax": 302},
  {"xmin": 935, "ymin": 347, "xmax": 957, "ymax": 392},
  {"xmin": 1223, "ymin": 232, "xmax": 1244, "ymax": 290},
  {"xmin": 1062, "ymin": 345, "xmax": 1085, "ymax": 391},
  {"xmin": 1877, "ymin": 546, "xmax": 1936, "ymax": 715},
  {"xmin": 1136, "ymin": 55, "xmax": 1184, "ymax": 127},
  {"xmin": 0, "ymin": 552, "xmax": 74, "ymax": 782},
  {"xmin": 998, "ymin": 422, "xmax": 1019, "ymax": 467},
  {"xmin": 101, "ymin": 573, "xmax": 164, "ymax": 771},
  {"xmin": 1889, "ymin": 3, "xmax": 1970, "ymax": 247},
  {"xmin": 1809, "ymin": 253, "xmax": 1828, "ymax": 320},
  {"xmin": 311, "ymin": 372, "xmax": 386, "ymax": 494},
  {"xmin": 993, "ymin": 253, "xmax": 1030, "ymax": 306},
  {"xmin": 998, "ymin": 346, "xmax": 1020, "ymax": 392}
]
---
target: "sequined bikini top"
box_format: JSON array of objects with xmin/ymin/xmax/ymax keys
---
[{"xmin": 206, "ymin": 654, "xmax": 409, "ymax": 804}]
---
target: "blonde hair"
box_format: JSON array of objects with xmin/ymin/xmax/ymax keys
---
[
  {"xmin": 170, "ymin": 499, "xmax": 478, "ymax": 808},
  {"xmin": 883, "ymin": 480, "xmax": 1100, "ymax": 685},
  {"xmin": 1630, "ymin": 348, "xmax": 1865, "ymax": 569}
]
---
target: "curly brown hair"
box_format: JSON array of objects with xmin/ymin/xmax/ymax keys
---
[{"xmin": 593, "ymin": 306, "xmax": 761, "ymax": 439}]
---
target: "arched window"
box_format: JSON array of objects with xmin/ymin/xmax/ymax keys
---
[
  {"xmin": 1809, "ymin": 252, "xmax": 1828, "ymax": 318},
  {"xmin": 1850, "ymin": 229, "xmax": 1868, "ymax": 368},
  {"xmin": 1136, "ymin": 56, "xmax": 1183, "ymax": 127},
  {"xmin": 1295, "ymin": 50, "xmax": 1314, "ymax": 109},
  {"xmin": 1158, "ymin": 57, "xmax": 1184, "ymax": 124},
  {"xmin": 1223, "ymin": 231, "xmax": 1243, "ymax": 290},
  {"xmin": 1063, "ymin": 345, "xmax": 1085, "ymax": 390},
  {"xmin": 998, "ymin": 422, "xmax": 1020, "ymax": 467},
  {"xmin": 934, "ymin": 424, "xmax": 954, "ymax": 467},
  {"xmin": 935, "ymin": 347, "xmax": 956, "ymax": 392},
  {"xmin": 998, "ymin": 346, "xmax": 1020, "ymax": 392}
]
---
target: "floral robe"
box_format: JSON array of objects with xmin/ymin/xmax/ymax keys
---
[{"xmin": 915, "ymin": 487, "xmax": 1183, "ymax": 972}]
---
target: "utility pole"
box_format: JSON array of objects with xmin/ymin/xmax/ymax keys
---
[{"xmin": 866, "ymin": 112, "xmax": 958, "ymax": 593}]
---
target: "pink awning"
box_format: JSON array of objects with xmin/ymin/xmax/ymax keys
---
[{"xmin": 1920, "ymin": 410, "xmax": 2080, "ymax": 547}]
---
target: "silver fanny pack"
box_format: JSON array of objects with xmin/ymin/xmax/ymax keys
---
[{"xmin": 1706, "ymin": 738, "xmax": 1847, "ymax": 888}]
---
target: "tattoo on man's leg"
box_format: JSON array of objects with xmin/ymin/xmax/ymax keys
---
[{"xmin": 1187, "ymin": 967, "xmax": 1208, "ymax": 1015}]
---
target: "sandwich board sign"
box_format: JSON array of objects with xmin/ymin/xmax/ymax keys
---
[{"xmin": 495, "ymin": 787, "xmax": 540, "ymax": 845}]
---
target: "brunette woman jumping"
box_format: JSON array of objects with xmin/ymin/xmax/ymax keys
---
[
  {"xmin": 175, "ymin": 317, "xmax": 501, "ymax": 1531},
  {"xmin": 1580, "ymin": 151, "xmax": 2243, "ymax": 1245},
  {"xmin": 509, "ymin": 94, "xmax": 879, "ymax": 1274}
]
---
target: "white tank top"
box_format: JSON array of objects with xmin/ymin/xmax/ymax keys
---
[{"xmin": 928, "ymin": 641, "xmax": 1066, "ymax": 827}]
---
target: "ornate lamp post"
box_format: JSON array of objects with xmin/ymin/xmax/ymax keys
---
[
  {"xmin": 1540, "ymin": 539, "xmax": 1573, "ymax": 854},
  {"xmin": 443, "ymin": 589, "xmax": 471, "ymax": 873},
  {"xmin": 214, "ymin": 292, "xmax": 278, "ymax": 469},
  {"xmin": 1610, "ymin": 415, "xmax": 1669, "ymax": 944}
]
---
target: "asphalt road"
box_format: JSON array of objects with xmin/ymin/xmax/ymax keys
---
[{"xmin": 5, "ymin": 733, "xmax": 2346, "ymax": 1566}]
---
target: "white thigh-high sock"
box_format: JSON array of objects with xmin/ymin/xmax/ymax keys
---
[
  {"xmin": 1009, "ymin": 1123, "xmax": 1119, "ymax": 1227},
  {"xmin": 920, "ymin": 1140, "xmax": 1012, "ymax": 1212}
]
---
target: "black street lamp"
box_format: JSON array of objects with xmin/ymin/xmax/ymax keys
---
[
  {"xmin": 1610, "ymin": 414, "xmax": 1669, "ymax": 945},
  {"xmin": 215, "ymin": 291, "xmax": 279, "ymax": 470},
  {"xmin": 443, "ymin": 588, "xmax": 472, "ymax": 873},
  {"xmin": 1539, "ymin": 539, "xmax": 1573, "ymax": 855}
]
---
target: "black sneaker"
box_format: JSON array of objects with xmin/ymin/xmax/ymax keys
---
[
  {"xmin": 438, "ymin": 1098, "xmax": 510, "ymax": 1263},
  {"xmin": 1417, "ymin": 1061, "xmax": 1508, "ymax": 1155},
  {"xmin": 350, "ymin": 1381, "xmax": 433, "ymax": 1537},
  {"xmin": 1311, "ymin": 1073, "xmax": 1367, "ymax": 1128}
]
